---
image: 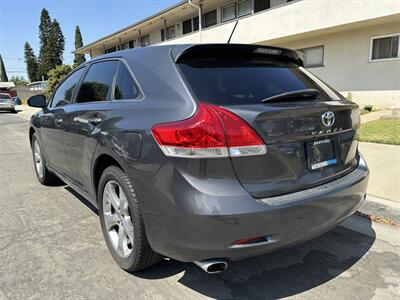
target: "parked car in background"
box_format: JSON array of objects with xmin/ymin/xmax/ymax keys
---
[
  {"xmin": 12, "ymin": 96, "xmax": 22, "ymax": 105},
  {"xmin": 0, "ymin": 93, "xmax": 16, "ymax": 113},
  {"xmin": 27, "ymin": 44, "xmax": 369, "ymax": 274}
]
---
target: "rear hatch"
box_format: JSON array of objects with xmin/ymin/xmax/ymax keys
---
[{"xmin": 176, "ymin": 45, "xmax": 360, "ymax": 198}]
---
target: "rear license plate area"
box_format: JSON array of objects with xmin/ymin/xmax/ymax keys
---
[{"xmin": 306, "ymin": 139, "xmax": 337, "ymax": 170}]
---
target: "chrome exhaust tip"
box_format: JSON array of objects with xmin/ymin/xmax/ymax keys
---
[{"xmin": 194, "ymin": 260, "xmax": 228, "ymax": 274}]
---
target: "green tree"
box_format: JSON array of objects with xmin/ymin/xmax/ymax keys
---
[
  {"xmin": 38, "ymin": 8, "xmax": 52, "ymax": 79},
  {"xmin": 24, "ymin": 42, "xmax": 39, "ymax": 82},
  {"xmin": 74, "ymin": 26, "xmax": 86, "ymax": 66},
  {"xmin": 0, "ymin": 54, "xmax": 9, "ymax": 82},
  {"xmin": 47, "ymin": 19, "xmax": 65, "ymax": 68},
  {"xmin": 10, "ymin": 75, "xmax": 28, "ymax": 86},
  {"xmin": 45, "ymin": 64, "xmax": 72, "ymax": 96}
]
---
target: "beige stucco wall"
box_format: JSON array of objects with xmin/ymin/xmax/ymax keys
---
[
  {"xmin": 161, "ymin": 0, "xmax": 400, "ymax": 45},
  {"xmin": 340, "ymin": 91, "xmax": 400, "ymax": 109}
]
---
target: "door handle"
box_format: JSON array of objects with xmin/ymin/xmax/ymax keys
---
[
  {"xmin": 88, "ymin": 116, "xmax": 103, "ymax": 126},
  {"xmin": 55, "ymin": 118, "xmax": 63, "ymax": 125}
]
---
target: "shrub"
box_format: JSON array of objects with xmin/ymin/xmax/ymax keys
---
[
  {"xmin": 346, "ymin": 92, "xmax": 353, "ymax": 101},
  {"xmin": 45, "ymin": 64, "xmax": 73, "ymax": 97},
  {"xmin": 364, "ymin": 105, "xmax": 373, "ymax": 112}
]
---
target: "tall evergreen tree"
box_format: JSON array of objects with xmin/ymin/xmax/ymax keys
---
[
  {"xmin": 48, "ymin": 19, "xmax": 65, "ymax": 68},
  {"xmin": 37, "ymin": 8, "xmax": 52, "ymax": 79},
  {"xmin": 0, "ymin": 54, "xmax": 9, "ymax": 82},
  {"xmin": 74, "ymin": 26, "xmax": 86, "ymax": 66},
  {"xmin": 24, "ymin": 42, "xmax": 39, "ymax": 82}
]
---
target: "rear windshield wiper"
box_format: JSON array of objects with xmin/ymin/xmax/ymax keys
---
[{"xmin": 261, "ymin": 89, "xmax": 320, "ymax": 103}]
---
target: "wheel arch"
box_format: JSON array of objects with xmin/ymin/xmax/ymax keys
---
[
  {"xmin": 29, "ymin": 127, "xmax": 36, "ymax": 147},
  {"xmin": 92, "ymin": 152, "xmax": 127, "ymax": 201}
]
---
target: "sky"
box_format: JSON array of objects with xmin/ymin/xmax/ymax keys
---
[{"xmin": 0, "ymin": 0, "xmax": 179, "ymax": 80}]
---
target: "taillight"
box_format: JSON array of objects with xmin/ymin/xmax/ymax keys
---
[{"xmin": 151, "ymin": 102, "xmax": 267, "ymax": 158}]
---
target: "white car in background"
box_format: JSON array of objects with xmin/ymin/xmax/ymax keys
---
[{"xmin": 0, "ymin": 93, "xmax": 16, "ymax": 113}]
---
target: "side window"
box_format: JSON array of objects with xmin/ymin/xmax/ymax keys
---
[
  {"xmin": 76, "ymin": 60, "xmax": 118, "ymax": 103},
  {"xmin": 50, "ymin": 68, "xmax": 84, "ymax": 108},
  {"xmin": 114, "ymin": 63, "xmax": 140, "ymax": 100}
]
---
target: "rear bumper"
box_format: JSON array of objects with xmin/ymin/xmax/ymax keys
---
[
  {"xmin": 0, "ymin": 104, "xmax": 15, "ymax": 111},
  {"xmin": 137, "ymin": 156, "xmax": 369, "ymax": 262}
]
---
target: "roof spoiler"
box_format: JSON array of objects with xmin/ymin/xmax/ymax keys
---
[{"xmin": 172, "ymin": 44, "xmax": 304, "ymax": 67}]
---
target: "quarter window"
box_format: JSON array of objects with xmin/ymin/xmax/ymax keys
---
[
  {"xmin": 299, "ymin": 46, "xmax": 324, "ymax": 68},
  {"xmin": 371, "ymin": 34, "xmax": 400, "ymax": 61},
  {"xmin": 51, "ymin": 67, "xmax": 85, "ymax": 108},
  {"xmin": 76, "ymin": 60, "xmax": 118, "ymax": 103},
  {"xmin": 114, "ymin": 63, "xmax": 140, "ymax": 100}
]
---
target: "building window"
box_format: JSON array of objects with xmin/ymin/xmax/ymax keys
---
[
  {"xmin": 203, "ymin": 10, "xmax": 217, "ymax": 28},
  {"xmin": 193, "ymin": 16, "xmax": 199, "ymax": 31},
  {"xmin": 161, "ymin": 29, "xmax": 165, "ymax": 41},
  {"xmin": 166, "ymin": 25, "xmax": 175, "ymax": 39},
  {"xmin": 128, "ymin": 40, "xmax": 135, "ymax": 49},
  {"xmin": 254, "ymin": 0, "xmax": 270, "ymax": 12},
  {"xmin": 105, "ymin": 46, "xmax": 117, "ymax": 54},
  {"xmin": 161, "ymin": 25, "xmax": 176, "ymax": 41},
  {"xmin": 222, "ymin": 3, "xmax": 236, "ymax": 22},
  {"xmin": 371, "ymin": 34, "xmax": 400, "ymax": 61},
  {"xmin": 141, "ymin": 35, "xmax": 150, "ymax": 47},
  {"xmin": 299, "ymin": 46, "xmax": 324, "ymax": 68},
  {"xmin": 237, "ymin": 0, "xmax": 252, "ymax": 17},
  {"xmin": 182, "ymin": 19, "xmax": 192, "ymax": 34}
]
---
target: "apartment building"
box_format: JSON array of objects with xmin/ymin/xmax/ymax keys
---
[{"xmin": 75, "ymin": 0, "xmax": 400, "ymax": 108}]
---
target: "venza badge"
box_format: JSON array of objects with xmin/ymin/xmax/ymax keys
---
[{"xmin": 322, "ymin": 111, "xmax": 335, "ymax": 127}]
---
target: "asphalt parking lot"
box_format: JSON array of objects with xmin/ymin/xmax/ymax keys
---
[{"xmin": 1, "ymin": 110, "xmax": 399, "ymax": 300}]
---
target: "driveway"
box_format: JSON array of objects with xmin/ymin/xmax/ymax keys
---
[{"xmin": 0, "ymin": 110, "xmax": 399, "ymax": 300}]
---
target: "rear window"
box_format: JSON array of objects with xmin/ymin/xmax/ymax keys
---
[{"xmin": 178, "ymin": 58, "xmax": 341, "ymax": 105}]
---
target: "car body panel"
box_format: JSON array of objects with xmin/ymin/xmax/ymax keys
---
[
  {"xmin": 36, "ymin": 107, "xmax": 70, "ymax": 175},
  {"xmin": 28, "ymin": 44, "xmax": 369, "ymax": 263},
  {"xmin": 62, "ymin": 102, "xmax": 109, "ymax": 193},
  {"xmin": 133, "ymin": 154, "xmax": 368, "ymax": 262},
  {"xmin": 0, "ymin": 93, "xmax": 15, "ymax": 111}
]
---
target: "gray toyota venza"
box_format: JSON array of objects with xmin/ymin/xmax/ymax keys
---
[{"xmin": 28, "ymin": 44, "xmax": 369, "ymax": 274}]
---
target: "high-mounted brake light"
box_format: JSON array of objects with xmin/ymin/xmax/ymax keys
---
[{"xmin": 151, "ymin": 103, "xmax": 267, "ymax": 158}]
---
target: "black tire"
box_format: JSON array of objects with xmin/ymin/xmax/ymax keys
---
[
  {"xmin": 98, "ymin": 165, "xmax": 162, "ymax": 272},
  {"xmin": 31, "ymin": 133, "xmax": 58, "ymax": 185}
]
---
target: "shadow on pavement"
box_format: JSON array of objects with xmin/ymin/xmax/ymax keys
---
[
  {"xmin": 135, "ymin": 223, "xmax": 375, "ymax": 299},
  {"xmin": 63, "ymin": 186, "xmax": 376, "ymax": 299},
  {"xmin": 0, "ymin": 110, "xmax": 20, "ymax": 114},
  {"xmin": 65, "ymin": 186, "xmax": 98, "ymax": 215}
]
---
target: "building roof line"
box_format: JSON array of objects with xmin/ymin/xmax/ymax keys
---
[{"xmin": 74, "ymin": 0, "xmax": 189, "ymax": 53}]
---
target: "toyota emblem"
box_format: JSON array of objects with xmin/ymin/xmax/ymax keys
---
[{"xmin": 322, "ymin": 111, "xmax": 335, "ymax": 127}]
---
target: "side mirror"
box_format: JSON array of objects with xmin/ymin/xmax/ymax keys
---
[{"xmin": 27, "ymin": 95, "xmax": 47, "ymax": 108}]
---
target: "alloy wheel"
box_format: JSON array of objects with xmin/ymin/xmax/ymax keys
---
[
  {"xmin": 103, "ymin": 180, "xmax": 134, "ymax": 257},
  {"xmin": 33, "ymin": 140, "xmax": 44, "ymax": 179}
]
